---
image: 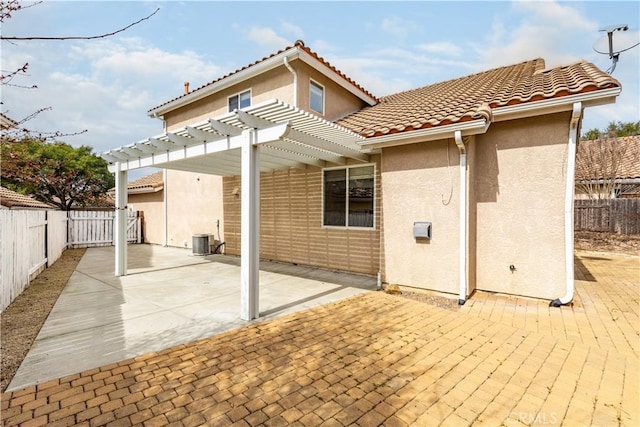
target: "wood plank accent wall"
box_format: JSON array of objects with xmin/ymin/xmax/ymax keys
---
[{"xmin": 223, "ymin": 157, "xmax": 382, "ymax": 276}]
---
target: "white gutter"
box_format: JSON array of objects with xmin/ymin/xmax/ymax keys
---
[
  {"xmin": 283, "ymin": 57, "xmax": 297, "ymax": 107},
  {"xmin": 360, "ymin": 119, "xmax": 489, "ymax": 150},
  {"xmin": 493, "ymin": 88, "xmax": 620, "ymax": 122},
  {"xmin": 551, "ymin": 102, "xmax": 582, "ymax": 307},
  {"xmin": 454, "ymin": 131, "xmax": 468, "ymax": 305},
  {"xmin": 163, "ymin": 168, "xmax": 168, "ymax": 247}
]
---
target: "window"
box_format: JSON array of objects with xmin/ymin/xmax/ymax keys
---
[
  {"xmin": 310, "ymin": 80, "xmax": 324, "ymax": 114},
  {"xmin": 323, "ymin": 165, "xmax": 374, "ymax": 228},
  {"xmin": 228, "ymin": 90, "xmax": 251, "ymax": 112}
]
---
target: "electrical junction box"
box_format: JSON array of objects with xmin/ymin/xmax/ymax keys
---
[{"xmin": 413, "ymin": 222, "xmax": 432, "ymax": 240}]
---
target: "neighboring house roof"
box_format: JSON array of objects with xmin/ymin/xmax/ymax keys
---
[
  {"xmin": 108, "ymin": 171, "xmax": 164, "ymax": 196},
  {"xmin": 0, "ymin": 112, "xmax": 18, "ymax": 130},
  {"xmin": 128, "ymin": 171, "xmax": 164, "ymax": 192},
  {"xmin": 337, "ymin": 58, "xmax": 620, "ymax": 138},
  {"xmin": 148, "ymin": 40, "xmax": 378, "ymax": 116},
  {"xmin": 0, "ymin": 186, "xmax": 54, "ymax": 209},
  {"xmin": 576, "ymin": 135, "xmax": 640, "ymax": 181}
]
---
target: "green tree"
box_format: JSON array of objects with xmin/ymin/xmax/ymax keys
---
[
  {"xmin": 1, "ymin": 137, "xmax": 115, "ymax": 210},
  {"xmin": 582, "ymin": 120, "xmax": 640, "ymax": 140}
]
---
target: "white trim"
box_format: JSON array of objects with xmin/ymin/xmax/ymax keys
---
[
  {"xmin": 492, "ymin": 88, "xmax": 621, "ymax": 122},
  {"xmin": 360, "ymin": 119, "xmax": 489, "ymax": 149},
  {"xmin": 227, "ymin": 88, "xmax": 252, "ymax": 113},
  {"xmin": 321, "ymin": 163, "xmax": 376, "ymax": 230},
  {"xmin": 127, "ymin": 186, "xmax": 164, "ymax": 195},
  {"xmin": 298, "ymin": 49, "xmax": 377, "ymax": 106},
  {"xmin": 309, "ymin": 79, "xmax": 325, "ymax": 115}
]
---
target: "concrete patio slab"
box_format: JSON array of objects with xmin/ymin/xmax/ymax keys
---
[{"xmin": 6, "ymin": 245, "xmax": 376, "ymax": 392}]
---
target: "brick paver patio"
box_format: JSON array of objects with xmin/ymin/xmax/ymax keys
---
[{"xmin": 1, "ymin": 250, "xmax": 638, "ymax": 426}]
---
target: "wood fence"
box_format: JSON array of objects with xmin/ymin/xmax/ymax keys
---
[
  {"xmin": 1, "ymin": 210, "xmax": 68, "ymax": 312},
  {"xmin": 1, "ymin": 209, "xmax": 141, "ymax": 312},
  {"xmin": 67, "ymin": 210, "xmax": 141, "ymax": 248},
  {"xmin": 574, "ymin": 199, "xmax": 640, "ymax": 234}
]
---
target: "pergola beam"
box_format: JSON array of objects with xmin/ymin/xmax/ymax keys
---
[{"xmin": 209, "ymin": 118, "xmax": 242, "ymax": 136}]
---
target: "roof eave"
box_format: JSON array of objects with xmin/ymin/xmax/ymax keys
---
[
  {"xmin": 359, "ymin": 119, "xmax": 490, "ymax": 150},
  {"xmin": 148, "ymin": 49, "xmax": 300, "ymax": 118},
  {"xmin": 128, "ymin": 186, "xmax": 164, "ymax": 194},
  {"xmin": 297, "ymin": 50, "xmax": 377, "ymax": 106},
  {"xmin": 492, "ymin": 87, "xmax": 621, "ymax": 123}
]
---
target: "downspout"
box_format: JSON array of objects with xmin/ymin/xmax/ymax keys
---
[
  {"xmin": 454, "ymin": 131, "xmax": 467, "ymax": 305},
  {"xmin": 283, "ymin": 57, "xmax": 297, "ymax": 107},
  {"xmin": 163, "ymin": 168, "xmax": 168, "ymax": 247},
  {"xmin": 152, "ymin": 111, "xmax": 169, "ymax": 247},
  {"xmin": 551, "ymin": 102, "xmax": 582, "ymax": 307}
]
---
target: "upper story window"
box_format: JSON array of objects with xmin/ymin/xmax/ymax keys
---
[
  {"xmin": 310, "ymin": 80, "xmax": 324, "ymax": 115},
  {"xmin": 323, "ymin": 165, "xmax": 375, "ymax": 228},
  {"xmin": 228, "ymin": 89, "xmax": 251, "ymax": 112}
]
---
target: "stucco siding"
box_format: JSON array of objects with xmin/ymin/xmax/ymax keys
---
[
  {"xmin": 128, "ymin": 191, "xmax": 164, "ymax": 245},
  {"xmin": 474, "ymin": 113, "xmax": 569, "ymax": 299},
  {"xmin": 381, "ymin": 140, "xmax": 462, "ymax": 294},
  {"xmin": 223, "ymin": 158, "xmax": 381, "ymax": 276},
  {"xmin": 165, "ymin": 170, "xmax": 225, "ymax": 248},
  {"xmin": 295, "ymin": 61, "xmax": 369, "ymax": 122},
  {"xmin": 163, "ymin": 65, "xmax": 294, "ymax": 130}
]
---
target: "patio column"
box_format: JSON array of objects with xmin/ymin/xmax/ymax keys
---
[
  {"xmin": 114, "ymin": 162, "xmax": 128, "ymax": 276},
  {"xmin": 240, "ymin": 129, "xmax": 260, "ymax": 320}
]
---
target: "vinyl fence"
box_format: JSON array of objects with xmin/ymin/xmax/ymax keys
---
[
  {"xmin": 1, "ymin": 209, "xmax": 142, "ymax": 312},
  {"xmin": 574, "ymin": 199, "xmax": 640, "ymax": 234},
  {"xmin": 67, "ymin": 210, "xmax": 141, "ymax": 248},
  {"xmin": 1, "ymin": 210, "xmax": 68, "ymax": 312}
]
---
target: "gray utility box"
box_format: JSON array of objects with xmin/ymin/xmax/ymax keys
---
[
  {"xmin": 192, "ymin": 234, "xmax": 210, "ymax": 255},
  {"xmin": 413, "ymin": 222, "xmax": 432, "ymax": 240}
]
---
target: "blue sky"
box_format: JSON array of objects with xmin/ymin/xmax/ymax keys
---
[{"xmin": 2, "ymin": 0, "xmax": 639, "ymax": 178}]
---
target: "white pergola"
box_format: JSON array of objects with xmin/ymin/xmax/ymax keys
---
[{"xmin": 103, "ymin": 99, "xmax": 369, "ymax": 320}]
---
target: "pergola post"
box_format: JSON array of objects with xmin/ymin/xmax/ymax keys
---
[
  {"xmin": 114, "ymin": 162, "xmax": 128, "ymax": 276},
  {"xmin": 240, "ymin": 129, "xmax": 260, "ymax": 320}
]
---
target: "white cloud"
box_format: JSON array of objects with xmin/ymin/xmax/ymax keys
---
[
  {"xmin": 381, "ymin": 16, "xmax": 421, "ymax": 39},
  {"xmin": 281, "ymin": 21, "xmax": 304, "ymax": 40},
  {"xmin": 246, "ymin": 26, "xmax": 290, "ymax": 50},
  {"xmin": 417, "ymin": 41, "xmax": 463, "ymax": 57},
  {"xmin": 479, "ymin": 0, "xmax": 599, "ymax": 68},
  {"xmin": 1, "ymin": 37, "xmax": 223, "ymax": 154}
]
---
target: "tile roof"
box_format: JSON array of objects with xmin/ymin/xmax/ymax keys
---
[
  {"xmin": 337, "ymin": 58, "xmax": 621, "ymax": 137},
  {"xmin": 127, "ymin": 171, "xmax": 164, "ymax": 191},
  {"xmin": 149, "ymin": 41, "xmax": 377, "ymax": 114},
  {"xmin": 576, "ymin": 135, "xmax": 640, "ymax": 181},
  {"xmin": 0, "ymin": 186, "xmax": 54, "ymax": 209},
  {"xmin": 0, "ymin": 112, "xmax": 18, "ymax": 130}
]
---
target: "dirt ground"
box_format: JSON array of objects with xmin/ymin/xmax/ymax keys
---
[
  {"xmin": 1, "ymin": 232, "xmax": 637, "ymax": 392},
  {"xmin": 1, "ymin": 249, "xmax": 85, "ymax": 392}
]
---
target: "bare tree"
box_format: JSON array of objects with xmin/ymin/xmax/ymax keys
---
[
  {"xmin": 575, "ymin": 136, "xmax": 638, "ymax": 199},
  {"xmin": 0, "ymin": 0, "xmax": 159, "ymax": 141}
]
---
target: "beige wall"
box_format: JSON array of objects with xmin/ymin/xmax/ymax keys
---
[
  {"xmin": 164, "ymin": 65, "xmax": 295, "ymax": 129},
  {"xmin": 295, "ymin": 61, "xmax": 368, "ymax": 122},
  {"xmin": 128, "ymin": 170, "xmax": 225, "ymax": 248},
  {"xmin": 128, "ymin": 191, "xmax": 164, "ymax": 245},
  {"xmin": 163, "ymin": 60, "xmax": 367, "ymax": 129},
  {"xmin": 165, "ymin": 169, "xmax": 225, "ymax": 248},
  {"xmin": 380, "ymin": 113, "xmax": 571, "ymax": 300},
  {"xmin": 223, "ymin": 157, "xmax": 381, "ymax": 276},
  {"xmin": 380, "ymin": 140, "xmax": 462, "ymax": 294},
  {"xmin": 474, "ymin": 113, "xmax": 569, "ymax": 299}
]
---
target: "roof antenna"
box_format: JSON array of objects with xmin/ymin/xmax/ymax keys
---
[{"xmin": 593, "ymin": 24, "xmax": 640, "ymax": 74}]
